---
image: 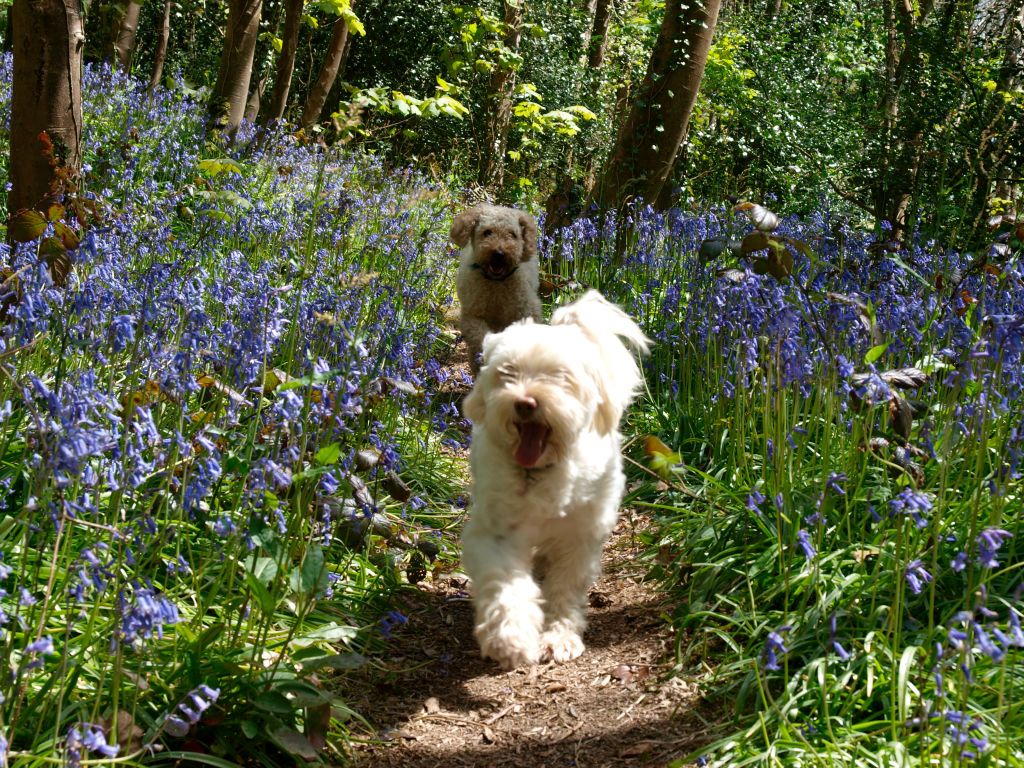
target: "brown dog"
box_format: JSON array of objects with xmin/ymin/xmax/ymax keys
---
[{"xmin": 450, "ymin": 204, "xmax": 542, "ymax": 374}]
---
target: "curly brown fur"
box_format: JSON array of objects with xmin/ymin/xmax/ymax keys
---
[{"xmin": 451, "ymin": 204, "xmax": 542, "ymax": 374}]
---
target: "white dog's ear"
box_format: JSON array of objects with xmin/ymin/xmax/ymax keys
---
[
  {"xmin": 518, "ymin": 212, "xmax": 538, "ymax": 260},
  {"xmin": 463, "ymin": 386, "xmax": 485, "ymax": 422},
  {"xmin": 450, "ymin": 207, "xmax": 481, "ymax": 248},
  {"xmin": 464, "ymin": 333, "xmax": 500, "ymax": 421},
  {"xmin": 591, "ymin": 369, "xmax": 622, "ymax": 436}
]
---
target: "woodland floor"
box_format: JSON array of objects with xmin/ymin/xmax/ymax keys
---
[
  {"xmin": 333, "ymin": 328, "xmax": 714, "ymax": 767},
  {"xmin": 339, "ymin": 517, "xmax": 714, "ymax": 768}
]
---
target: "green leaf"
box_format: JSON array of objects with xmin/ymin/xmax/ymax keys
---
[
  {"xmin": 289, "ymin": 544, "xmax": 327, "ymax": 597},
  {"xmin": 271, "ymin": 727, "xmax": 319, "ymax": 760},
  {"xmin": 314, "ymin": 443, "xmax": 341, "ymax": 466},
  {"xmin": 292, "ymin": 622, "xmax": 358, "ymax": 647},
  {"xmin": 197, "ymin": 158, "xmax": 243, "ymax": 177},
  {"xmin": 247, "ymin": 555, "xmax": 278, "ymax": 586},
  {"xmin": 246, "ymin": 574, "xmax": 277, "ymax": 613},
  {"xmin": 301, "ymin": 652, "xmax": 366, "ymax": 672},
  {"xmin": 254, "ymin": 690, "xmax": 294, "ymax": 714},
  {"xmin": 240, "ymin": 720, "xmax": 259, "ymax": 739},
  {"xmin": 864, "ymin": 342, "xmax": 890, "ymax": 365}
]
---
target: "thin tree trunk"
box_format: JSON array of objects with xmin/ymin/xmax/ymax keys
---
[
  {"xmin": 210, "ymin": 0, "xmax": 263, "ymax": 137},
  {"xmin": 300, "ymin": 13, "xmax": 353, "ymax": 131},
  {"xmin": 10, "ymin": 0, "xmax": 84, "ymax": 285},
  {"xmin": 479, "ymin": 0, "xmax": 524, "ymax": 189},
  {"xmin": 112, "ymin": 0, "xmax": 141, "ymax": 71},
  {"xmin": 148, "ymin": 0, "xmax": 172, "ymax": 93},
  {"xmin": 592, "ymin": 0, "xmax": 722, "ymax": 210},
  {"xmin": 586, "ymin": 0, "xmax": 613, "ymax": 69},
  {"xmin": 262, "ymin": 0, "xmax": 303, "ymax": 126}
]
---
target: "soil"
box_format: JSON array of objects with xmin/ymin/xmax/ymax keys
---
[
  {"xmin": 339, "ymin": 512, "xmax": 712, "ymax": 768},
  {"xmin": 335, "ymin": 330, "xmax": 712, "ymax": 767}
]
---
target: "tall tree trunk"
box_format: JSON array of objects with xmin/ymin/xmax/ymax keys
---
[
  {"xmin": 245, "ymin": 74, "xmax": 268, "ymax": 121},
  {"xmin": 262, "ymin": 0, "xmax": 304, "ymax": 126},
  {"xmin": 10, "ymin": 0, "xmax": 84, "ymax": 285},
  {"xmin": 148, "ymin": 0, "xmax": 173, "ymax": 93},
  {"xmin": 479, "ymin": 0, "xmax": 524, "ymax": 190},
  {"xmin": 9, "ymin": 0, "xmax": 84, "ymax": 216},
  {"xmin": 592, "ymin": 0, "xmax": 722, "ymax": 210},
  {"xmin": 586, "ymin": 0, "xmax": 613, "ymax": 69},
  {"xmin": 300, "ymin": 13, "xmax": 353, "ymax": 131},
  {"xmin": 210, "ymin": 0, "xmax": 263, "ymax": 137},
  {"xmin": 112, "ymin": 0, "xmax": 141, "ymax": 71}
]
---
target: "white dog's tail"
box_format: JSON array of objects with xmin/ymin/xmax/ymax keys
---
[{"xmin": 552, "ymin": 291, "xmax": 651, "ymax": 433}]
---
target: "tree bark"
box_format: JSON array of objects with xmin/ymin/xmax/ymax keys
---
[
  {"xmin": 210, "ymin": 0, "xmax": 263, "ymax": 137},
  {"xmin": 586, "ymin": 0, "xmax": 613, "ymax": 69},
  {"xmin": 148, "ymin": 0, "xmax": 173, "ymax": 93},
  {"xmin": 9, "ymin": 0, "xmax": 84, "ymax": 216},
  {"xmin": 112, "ymin": 0, "xmax": 141, "ymax": 71},
  {"xmin": 262, "ymin": 0, "xmax": 303, "ymax": 126},
  {"xmin": 479, "ymin": 0, "xmax": 525, "ymax": 189},
  {"xmin": 592, "ymin": 0, "xmax": 722, "ymax": 210},
  {"xmin": 300, "ymin": 13, "xmax": 353, "ymax": 131}
]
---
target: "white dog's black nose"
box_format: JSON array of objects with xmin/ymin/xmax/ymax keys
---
[{"xmin": 514, "ymin": 396, "xmax": 538, "ymax": 419}]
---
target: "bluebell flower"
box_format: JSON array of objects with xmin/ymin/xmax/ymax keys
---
[
  {"xmin": 746, "ymin": 489, "xmax": 766, "ymax": 511},
  {"xmin": 975, "ymin": 528, "xmax": 1012, "ymax": 569},
  {"xmin": 380, "ymin": 610, "xmax": 409, "ymax": 638},
  {"xmin": 889, "ymin": 489, "xmax": 933, "ymax": 529},
  {"xmin": 796, "ymin": 530, "xmax": 816, "ymax": 561},
  {"xmin": 904, "ymin": 559, "xmax": 932, "ymax": 595},
  {"xmin": 763, "ymin": 625, "xmax": 792, "ymax": 671}
]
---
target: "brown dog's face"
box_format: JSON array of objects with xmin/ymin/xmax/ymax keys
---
[{"xmin": 450, "ymin": 205, "xmax": 538, "ymax": 281}]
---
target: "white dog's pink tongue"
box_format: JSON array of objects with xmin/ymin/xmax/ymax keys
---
[{"xmin": 515, "ymin": 423, "xmax": 548, "ymax": 467}]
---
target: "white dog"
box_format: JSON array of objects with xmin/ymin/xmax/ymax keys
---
[
  {"xmin": 461, "ymin": 291, "xmax": 650, "ymax": 669},
  {"xmin": 450, "ymin": 204, "xmax": 542, "ymax": 375}
]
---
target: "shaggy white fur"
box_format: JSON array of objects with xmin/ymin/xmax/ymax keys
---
[{"xmin": 461, "ymin": 291, "xmax": 650, "ymax": 669}]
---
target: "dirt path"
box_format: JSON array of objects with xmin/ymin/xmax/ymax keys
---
[{"xmin": 340, "ymin": 511, "xmax": 711, "ymax": 768}]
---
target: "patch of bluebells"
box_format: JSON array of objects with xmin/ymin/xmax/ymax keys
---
[
  {"xmin": 163, "ymin": 684, "xmax": 221, "ymax": 738},
  {"xmin": 762, "ymin": 625, "xmax": 792, "ymax": 671}
]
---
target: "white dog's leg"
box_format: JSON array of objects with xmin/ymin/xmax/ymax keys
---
[
  {"xmin": 463, "ymin": 523, "xmax": 544, "ymax": 669},
  {"xmin": 538, "ymin": 528, "xmax": 607, "ymax": 663}
]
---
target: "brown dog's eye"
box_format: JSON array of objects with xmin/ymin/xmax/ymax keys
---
[{"xmin": 482, "ymin": 229, "xmax": 493, "ymax": 237}]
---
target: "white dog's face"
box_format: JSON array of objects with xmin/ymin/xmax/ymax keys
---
[{"xmin": 463, "ymin": 322, "xmax": 617, "ymax": 468}]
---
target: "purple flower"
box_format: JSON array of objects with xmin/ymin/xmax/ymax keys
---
[
  {"xmin": 905, "ymin": 559, "xmax": 932, "ymax": 595},
  {"xmin": 380, "ymin": 610, "xmax": 408, "ymax": 638},
  {"xmin": 975, "ymin": 528, "xmax": 1012, "ymax": 569},
  {"xmin": 828, "ymin": 613, "xmax": 851, "ymax": 660},
  {"xmin": 889, "ymin": 489, "xmax": 933, "ymax": 529},
  {"xmin": 951, "ymin": 551, "xmax": 968, "ymax": 573},
  {"xmin": 796, "ymin": 529, "xmax": 816, "ymax": 561},
  {"xmin": 746, "ymin": 489, "xmax": 766, "ymax": 511},
  {"xmin": 763, "ymin": 625, "xmax": 792, "ymax": 671}
]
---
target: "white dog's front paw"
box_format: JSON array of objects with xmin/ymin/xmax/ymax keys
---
[
  {"xmin": 542, "ymin": 625, "xmax": 585, "ymax": 663},
  {"xmin": 477, "ymin": 623, "xmax": 542, "ymax": 669}
]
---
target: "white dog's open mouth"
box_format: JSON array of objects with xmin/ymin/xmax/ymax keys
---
[{"xmin": 514, "ymin": 421, "xmax": 550, "ymax": 467}]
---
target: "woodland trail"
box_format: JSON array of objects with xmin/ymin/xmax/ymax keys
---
[{"xmin": 339, "ymin": 511, "xmax": 713, "ymax": 768}]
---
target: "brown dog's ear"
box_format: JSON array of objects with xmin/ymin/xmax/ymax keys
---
[
  {"xmin": 450, "ymin": 207, "xmax": 481, "ymax": 248},
  {"xmin": 518, "ymin": 212, "xmax": 538, "ymax": 260}
]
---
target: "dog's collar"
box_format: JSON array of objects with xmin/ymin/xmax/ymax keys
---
[{"xmin": 470, "ymin": 263, "xmax": 519, "ymax": 282}]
